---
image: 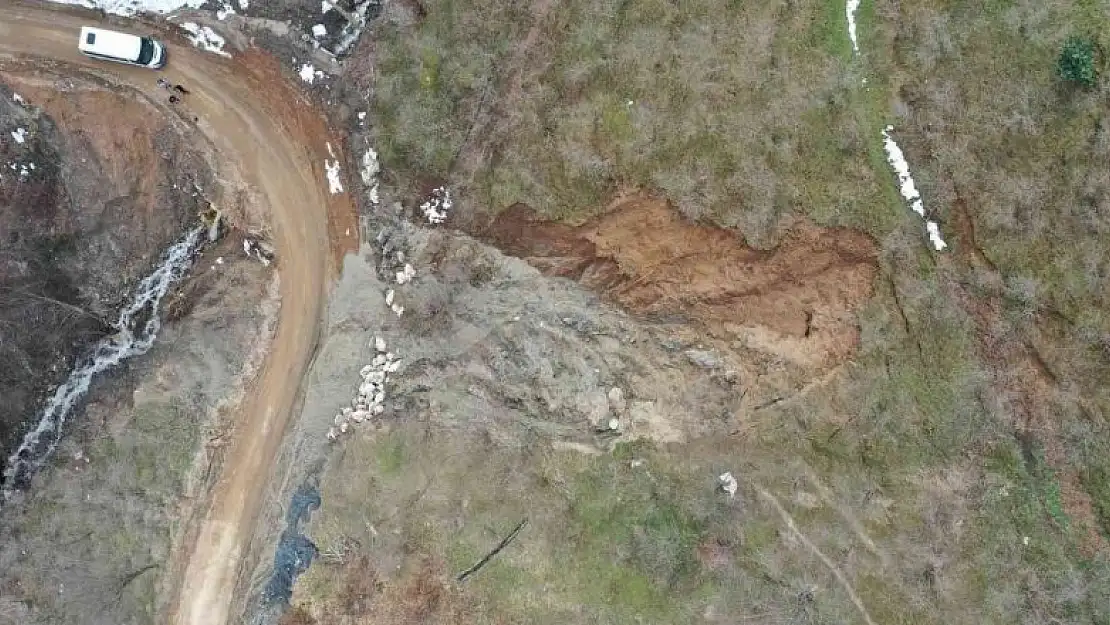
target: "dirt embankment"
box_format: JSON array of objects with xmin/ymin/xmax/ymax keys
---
[
  {"xmin": 0, "ymin": 73, "xmax": 211, "ymax": 468},
  {"xmin": 485, "ymin": 196, "xmax": 879, "ymax": 367}
]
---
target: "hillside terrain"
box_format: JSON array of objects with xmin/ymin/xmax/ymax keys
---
[{"xmin": 0, "ymin": 1, "xmax": 1108, "ymax": 624}]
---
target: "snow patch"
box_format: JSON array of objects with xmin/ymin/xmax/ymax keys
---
[
  {"xmin": 44, "ymin": 0, "xmax": 205, "ymax": 17},
  {"xmin": 12, "ymin": 94, "xmax": 25, "ymax": 105},
  {"xmin": 10, "ymin": 128, "xmax": 27, "ymax": 144},
  {"xmin": 881, "ymin": 125, "xmax": 947, "ymax": 251},
  {"xmin": 298, "ymin": 64, "xmax": 316, "ymax": 84},
  {"xmin": 298, "ymin": 63, "xmax": 325, "ymax": 84},
  {"xmin": 926, "ymin": 220, "xmax": 948, "ymax": 251},
  {"xmin": 846, "ymin": 0, "xmax": 861, "ymax": 54},
  {"xmin": 324, "ymin": 142, "xmax": 344, "ymax": 195},
  {"xmin": 180, "ymin": 23, "xmax": 231, "ymax": 57},
  {"xmin": 312, "ymin": 24, "xmax": 327, "ymax": 38},
  {"xmin": 216, "ymin": 2, "xmax": 235, "ymax": 19}
]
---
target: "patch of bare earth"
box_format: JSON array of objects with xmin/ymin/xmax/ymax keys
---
[{"xmin": 484, "ymin": 194, "xmax": 879, "ymax": 369}]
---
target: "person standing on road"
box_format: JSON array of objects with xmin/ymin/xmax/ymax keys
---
[{"xmin": 157, "ymin": 78, "xmax": 170, "ymax": 89}]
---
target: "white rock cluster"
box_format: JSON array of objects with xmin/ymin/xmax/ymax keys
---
[
  {"xmin": 359, "ymin": 148, "xmax": 380, "ymax": 205},
  {"xmin": 327, "ymin": 336, "xmax": 400, "ymax": 441},
  {"xmin": 420, "ymin": 186, "xmax": 452, "ymax": 224},
  {"xmin": 395, "ymin": 263, "xmax": 415, "ymax": 285},
  {"xmin": 242, "ymin": 238, "xmax": 274, "ymax": 266},
  {"xmin": 718, "ymin": 472, "xmax": 738, "ymax": 498}
]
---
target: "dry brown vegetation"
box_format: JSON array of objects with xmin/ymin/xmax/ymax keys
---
[
  {"xmin": 300, "ymin": 0, "xmax": 1110, "ymax": 621},
  {"xmin": 274, "ymin": 0, "xmax": 1110, "ymax": 622}
]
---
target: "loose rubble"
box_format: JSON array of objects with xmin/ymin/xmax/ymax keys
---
[
  {"xmin": 420, "ymin": 186, "xmax": 452, "ymax": 224},
  {"xmin": 359, "ymin": 148, "xmax": 380, "ymax": 205},
  {"xmin": 327, "ymin": 337, "xmax": 399, "ymax": 440},
  {"xmin": 243, "ymin": 238, "xmax": 275, "ymax": 266},
  {"xmin": 718, "ymin": 472, "xmax": 738, "ymax": 498}
]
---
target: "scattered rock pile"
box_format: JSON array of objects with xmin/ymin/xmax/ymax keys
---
[
  {"xmin": 718, "ymin": 472, "xmax": 738, "ymax": 498},
  {"xmin": 374, "ymin": 229, "xmax": 414, "ymax": 317},
  {"xmin": 359, "ymin": 148, "xmax": 379, "ymax": 205},
  {"xmin": 327, "ymin": 336, "xmax": 400, "ymax": 441},
  {"xmin": 420, "ymin": 186, "xmax": 451, "ymax": 224}
]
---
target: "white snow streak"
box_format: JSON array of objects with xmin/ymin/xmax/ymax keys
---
[
  {"xmin": 325, "ymin": 142, "xmax": 344, "ymax": 194},
  {"xmin": 10, "ymin": 128, "xmax": 27, "ymax": 144},
  {"xmin": 44, "ymin": 0, "xmax": 204, "ymax": 17},
  {"xmin": 846, "ymin": 0, "xmax": 861, "ymax": 54},
  {"xmin": 882, "ymin": 125, "xmax": 947, "ymax": 251}
]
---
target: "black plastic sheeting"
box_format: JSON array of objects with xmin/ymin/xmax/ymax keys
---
[{"xmin": 262, "ymin": 481, "xmax": 321, "ymax": 605}]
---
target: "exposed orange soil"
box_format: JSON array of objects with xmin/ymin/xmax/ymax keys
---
[{"xmin": 486, "ymin": 195, "xmax": 879, "ymax": 366}]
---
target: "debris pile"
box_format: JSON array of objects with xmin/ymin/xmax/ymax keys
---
[
  {"xmin": 395, "ymin": 263, "xmax": 415, "ymax": 285},
  {"xmin": 327, "ymin": 336, "xmax": 400, "ymax": 440},
  {"xmin": 243, "ymin": 238, "xmax": 275, "ymax": 266},
  {"xmin": 375, "ymin": 229, "xmax": 413, "ymax": 317},
  {"xmin": 359, "ymin": 148, "xmax": 379, "ymax": 205},
  {"xmin": 420, "ymin": 186, "xmax": 452, "ymax": 224}
]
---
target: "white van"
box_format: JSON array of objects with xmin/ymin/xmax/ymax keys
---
[{"xmin": 77, "ymin": 26, "xmax": 166, "ymax": 69}]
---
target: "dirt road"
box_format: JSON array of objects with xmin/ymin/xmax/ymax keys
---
[{"xmin": 0, "ymin": 3, "xmax": 353, "ymax": 624}]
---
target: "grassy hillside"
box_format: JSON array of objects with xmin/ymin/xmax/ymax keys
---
[{"xmin": 298, "ymin": 0, "xmax": 1110, "ymax": 622}]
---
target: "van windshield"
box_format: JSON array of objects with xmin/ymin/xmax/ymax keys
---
[{"xmin": 137, "ymin": 39, "xmax": 154, "ymax": 65}]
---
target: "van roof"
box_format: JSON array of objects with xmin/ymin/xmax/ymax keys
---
[{"xmin": 78, "ymin": 26, "xmax": 142, "ymax": 61}]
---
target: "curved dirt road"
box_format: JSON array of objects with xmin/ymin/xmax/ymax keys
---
[{"xmin": 0, "ymin": 3, "xmax": 353, "ymax": 624}]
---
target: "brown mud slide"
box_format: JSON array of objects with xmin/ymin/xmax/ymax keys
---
[{"xmin": 485, "ymin": 195, "xmax": 879, "ymax": 367}]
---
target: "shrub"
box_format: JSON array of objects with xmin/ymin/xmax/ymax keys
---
[{"xmin": 1057, "ymin": 36, "xmax": 1098, "ymax": 88}]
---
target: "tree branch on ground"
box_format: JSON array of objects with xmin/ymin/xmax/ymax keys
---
[{"xmin": 456, "ymin": 518, "xmax": 527, "ymax": 582}]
